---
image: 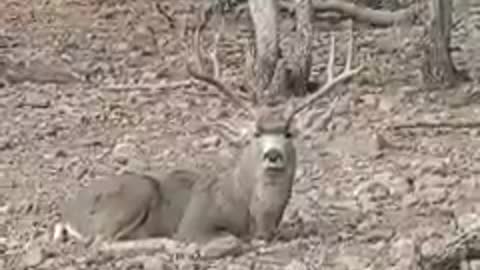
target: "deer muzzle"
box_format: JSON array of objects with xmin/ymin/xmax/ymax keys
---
[
  {"xmin": 257, "ymin": 134, "xmax": 290, "ymax": 172},
  {"xmin": 262, "ymin": 147, "xmax": 287, "ymax": 171}
]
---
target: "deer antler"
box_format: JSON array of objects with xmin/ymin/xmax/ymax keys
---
[
  {"xmin": 187, "ymin": 11, "xmax": 256, "ymax": 119},
  {"xmin": 285, "ymin": 22, "xmax": 364, "ymax": 129}
]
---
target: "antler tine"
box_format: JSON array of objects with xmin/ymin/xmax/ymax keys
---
[
  {"xmin": 193, "ymin": 21, "xmax": 203, "ymax": 72},
  {"xmin": 327, "ymin": 33, "xmax": 335, "ymax": 82},
  {"xmin": 210, "ymin": 29, "xmax": 221, "ymax": 79},
  {"xmin": 243, "ymin": 37, "xmax": 258, "ymax": 105},
  {"xmin": 285, "ymin": 24, "xmax": 364, "ymax": 129},
  {"xmin": 187, "ymin": 12, "xmax": 256, "ymax": 118},
  {"xmin": 345, "ymin": 21, "xmax": 353, "ymax": 72},
  {"xmin": 209, "ymin": 14, "xmax": 225, "ymax": 79}
]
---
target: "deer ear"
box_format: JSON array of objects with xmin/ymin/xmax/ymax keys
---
[{"xmin": 286, "ymin": 125, "xmax": 299, "ymax": 139}]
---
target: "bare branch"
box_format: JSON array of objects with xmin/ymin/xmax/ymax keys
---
[
  {"xmin": 186, "ymin": 14, "xmax": 256, "ymax": 118},
  {"xmin": 285, "ymin": 24, "xmax": 364, "ymax": 128}
]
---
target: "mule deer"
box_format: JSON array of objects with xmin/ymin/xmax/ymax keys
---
[{"xmin": 56, "ymin": 18, "xmax": 363, "ymax": 257}]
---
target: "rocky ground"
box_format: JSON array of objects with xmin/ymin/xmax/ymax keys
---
[{"xmin": 1, "ymin": 0, "xmax": 480, "ymax": 269}]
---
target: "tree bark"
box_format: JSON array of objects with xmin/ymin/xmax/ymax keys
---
[
  {"xmin": 248, "ymin": 0, "xmax": 280, "ymax": 96},
  {"xmin": 420, "ymin": 0, "xmax": 459, "ymax": 88},
  {"xmin": 287, "ymin": 0, "xmax": 313, "ymax": 96}
]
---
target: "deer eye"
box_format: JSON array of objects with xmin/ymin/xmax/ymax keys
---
[
  {"xmin": 253, "ymin": 130, "xmax": 261, "ymax": 138},
  {"xmin": 284, "ymin": 131, "xmax": 293, "ymax": 138}
]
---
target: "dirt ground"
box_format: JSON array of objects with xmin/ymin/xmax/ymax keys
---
[{"xmin": 1, "ymin": 0, "xmax": 480, "ymax": 269}]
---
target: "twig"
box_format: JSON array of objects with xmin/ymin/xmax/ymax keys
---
[
  {"xmin": 154, "ymin": 3, "xmax": 176, "ymax": 29},
  {"xmin": 392, "ymin": 121, "xmax": 480, "ymax": 130},
  {"xmin": 101, "ymin": 80, "xmax": 194, "ymax": 92}
]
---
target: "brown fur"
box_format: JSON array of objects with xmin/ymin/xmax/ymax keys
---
[
  {"xmin": 174, "ymin": 113, "xmax": 296, "ymax": 244},
  {"xmin": 60, "ymin": 10, "xmax": 362, "ymax": 255},
  {"xmin": 61, "ymin": 119, "xmax": 295, "ymax": 246},
  {"xmin": 61, "ymin": 170, "xmax": 195, "ymax": 243}
]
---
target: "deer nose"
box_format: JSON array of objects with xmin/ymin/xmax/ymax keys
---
[{"xmin": 263, "ymin": 149, "xmax": 284, "ymax": 164}]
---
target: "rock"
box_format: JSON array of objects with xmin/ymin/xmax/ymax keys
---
[
  {"xmin": 22, "ymin": 92, "xmax": 51, "ymax": 108},
  {"xmin": 360, "ymin": 228, "xmax": 394, "ymax": 243},
  {"xmin": 194, "ymin": 135, "xmax": 221, "ymax": 149},
  {"xmin": 401, "ymin": 193, "xmax": 419, "ymax": 208},
  {"xmin": 378, "ymin": 96, "xmax": 395, "ymax": 112},
  {"xmin": 0, "ymin": 204, "xmax": 11, "ymax": 214},
  {"xmin": 177, "ymin": 261, "xmax": 199, "ymax": 270},
  {"xmin": 375, "ymin": 35, "xmax": 400, "ymax": 54},
  {"xmin": 284, "ymin": 260, "xmax": 308, "ymax": 270},
  {"xmin": 354, "ymin": 175, "xmax": 392, "ymax": 208},
  {"xmin": 468, "ymin": 260, "xmax": 480, "ymax": 270},
  {"xmin": 226, "ymin": 263, "xmax": 252, "ymax": 270},
  {"xmin": 390, "ymin": 176, "xmax": 413, "ymax": 197},
  {"xmin": 112, "ymin": 41, "xmax": 130, "ymax": 53},
  {"xmin": 22, "ymin": 245, "xmax": 44, "ymax": 268},
  {"xmin": 457, "ymin": 213, "xmax": 480, "ymax": 231},
  {"xmin": 143, "ymin": 256, "xmax": 172, "ymax": 270},
  {"xmin": 334, "ymin": 255, "xmax": 370, "ymax": 270},
  {"xmin": 359, "ymin": 94, "xmax": 378, "ymax": 108},
  {"xmin": 417, "ymin": 158, "xmax": 448, "ymax": 176},
  {"xmin": 0, "ymin": 136, "xmax": 12, "ymax": 151},
  {"xmin": 389, "ymin": 237, "xmax": 415, "ymax": 269},
  {"xmin": 112, "ymin": 142, "xmax": 138, "ymax": 165},
  {"xmin": 424, "ymin": 174, "xmax": 458, "ymax": 189},
  {"xmin": 417, "ymin": 187, "xmax": 447, "ymax": 204},
  {"xmin": 200, "ymin": 235, "xmax": 243, "ymax": 259}
]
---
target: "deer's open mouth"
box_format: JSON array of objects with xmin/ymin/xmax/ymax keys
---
[{"xmin": 263, "ymin": 149, "xmax": 287, "ymax": 171}]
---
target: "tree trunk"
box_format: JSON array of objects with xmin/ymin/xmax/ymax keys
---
[
  {"xmin": 248, "ymin": 0, "xmax": 314, "ymax": 100},
  {"xmin": 248, "ymin": 0, "xmax": 280, "ymax": 97},
  {"xmin": 420, "ymin": 0, "xmax": 459, "ymax": 88},
  {"xmin": 287, "ymin": 0, "xmax": 313, "ymax": 96}
]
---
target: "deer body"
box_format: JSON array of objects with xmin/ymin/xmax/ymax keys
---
[{"xmin": 60, "ymin": 170, "xmax": 196, "ymax": 243}]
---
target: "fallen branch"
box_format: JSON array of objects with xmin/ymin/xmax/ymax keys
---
[
  {"xmin": 311, "ymin": 0, "xmax": 415, "ymax": 27},
  {"xmin": 100, "ymin": 237, "xmax": 199, "ymax": 254},
  {"xmin": 100, "ymin": 80, "xmax": 194, "ymax": 92},
  {"xmin": 267, "ymin": 0, "xmax": 415, "ymax": 27},
  {"xmin": 234, "ymin": 0, "xmax": 414, "ymax": 27},
  {"xmin": 391, "ymin": 121, "xmax": 480, "ymax": 130}
]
